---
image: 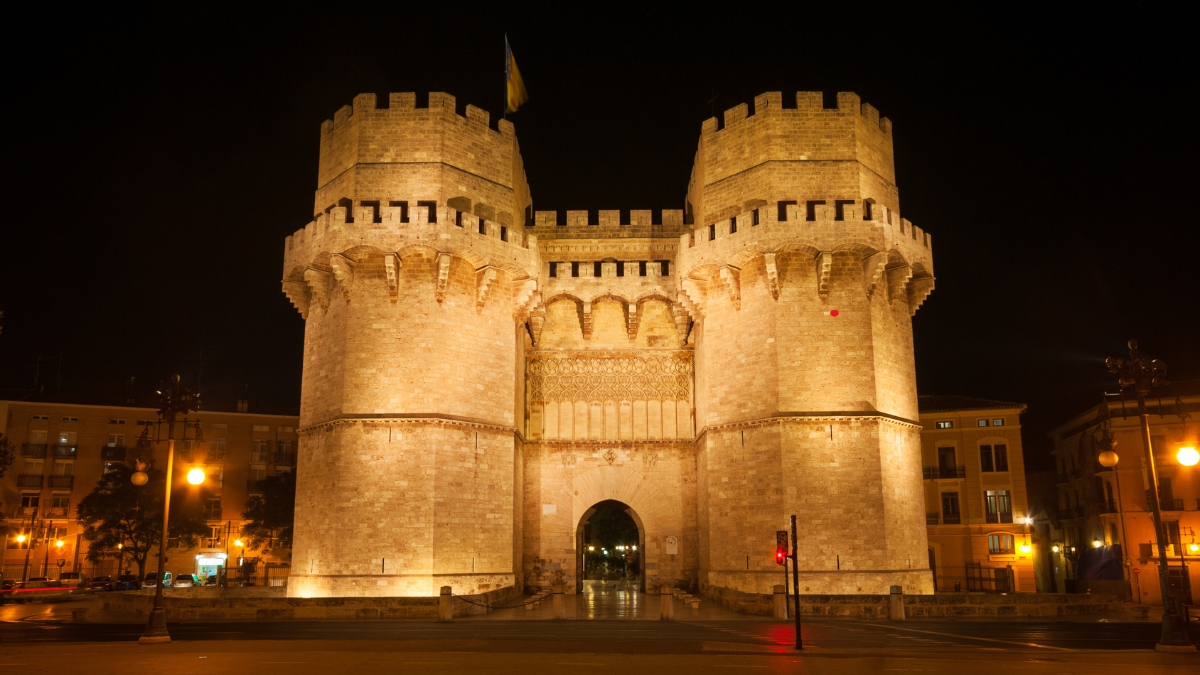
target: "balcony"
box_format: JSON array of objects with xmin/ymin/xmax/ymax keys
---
[
  {"xmin": 45, "ymin": 507, "xmax": 68, "ymax": 517},
  {"xmin": 101, "ymin": 446, "xmax": 127, "ymax": 461},
  {"xmin": 21, "ymin": 443, "xmax": 48, "ymax": 458},
  {"xmin": 17, "ymin": 506, "xmax": 38, "ymax": 517},
  {"xmin": 17, "ymin": 474, "xmax": 43, "ymax": 488},
  {"xmin": 52, "ymin": 444, "xmax": 77, "ymax": 458},
  {"xmin": 926, "ymin": 513, "xmax": 939, "ymax": 525},
  {"xmin": 1098, "ymin": 500, "xmax": 1118, "ymax": 514},
  {"xmin": 49, "ymin": 475, "xmax": 74, "ymax": 488},
  {"xmin": 942, "ymin": 513, "xmax": 962, "ymax": 525},
  {"xmin": 923, "ymin": 466, "xmax": 966, "ymax": 480},
  {"xmin": 1160, "ymin": 498, "xmax": 1184, "ymax": 512}
]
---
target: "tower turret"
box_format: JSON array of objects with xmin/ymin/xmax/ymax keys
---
[
  {"xmin": 678, "ymin": 92, "xmax": 936, "ymax": 595},
  {"xmin": 282, "ymin": 93, "xmax": 540, "ymax": 597}
]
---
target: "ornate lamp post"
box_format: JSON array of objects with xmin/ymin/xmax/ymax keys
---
[
  {"xmin": 131, "ymin": 374, "xmax": 203, "ymax": 645},
  {"xmin": 1105, "ymin": 339, "xmax": 1195, "ymax": 653}
]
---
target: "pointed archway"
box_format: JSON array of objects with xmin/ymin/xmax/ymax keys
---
[{"xmin": 575, "ymin": 500, "xmax": 645, "ymax": 593}]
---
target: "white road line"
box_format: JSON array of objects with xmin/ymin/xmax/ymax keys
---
[{"xmin": 861, "ymin": 623, "xmax": 1076, "ymax": 652}]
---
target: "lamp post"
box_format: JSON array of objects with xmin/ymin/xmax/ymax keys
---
[
  {"xmin": 1105, "ymin": 339, "xmax": 1195, "ymax": 653},
  {"xmin": 131, "ymin": 374, "xmax": 202, "ymax": 645}
]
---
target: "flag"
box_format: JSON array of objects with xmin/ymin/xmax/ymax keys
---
[{"xmin": 505, "ymin": 36, "xmax": 528, "ymax": 113}]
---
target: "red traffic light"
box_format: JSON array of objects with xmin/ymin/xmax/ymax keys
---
[
  {"xmin": 775, "ymin": 530, "xmax": 789, "ymax": 566},
  {"xmin": 775, "ymin": 548, "xmax": 787, "ymax": 565}
]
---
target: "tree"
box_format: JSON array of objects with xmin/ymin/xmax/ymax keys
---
[
  {"xmin": 0, "ymin": 433, "xmax": 14, "ymax": 479},
  {"xmin": 241, "ymin": 472, "xmax": 296, "ymax": 551},
  {"xmin": 76, "ymin": 463, "xmax": 214, "ymax": 578}
]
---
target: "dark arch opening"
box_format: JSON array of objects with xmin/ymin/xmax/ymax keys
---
[{"xmin": 575, "ymin": 500, "xmax": 644, "ymax": 593}]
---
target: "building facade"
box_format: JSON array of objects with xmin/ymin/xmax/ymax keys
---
[
  {"xmin": 281, "ymin": 90, "xmax": 938, "ymax": 598},
  {"xmin": 1, "ymin": 400, "xmax": 298, "ymax": 583},
  {"xmin": 918, "ymin": 396, "xmax": 1036, "ymax": 593},
  {"xmin": 1048, "ymin": 383, "xmax": 1200, "ymax": 605}
]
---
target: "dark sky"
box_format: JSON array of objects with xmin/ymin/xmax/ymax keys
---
[{"xmin": 2, "ymin": 6, "xmax": 1196, "ymax": 467}]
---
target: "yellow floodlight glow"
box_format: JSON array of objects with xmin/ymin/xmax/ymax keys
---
[
  {"xmin": 1092, "ymin": 540, "xmax": 1103, "ymax": 548},
  {"xmin": 1052, "ymin": 545, "xmax": 1060, "ymax": 553},
  {"xmin": 186, "ymin": 467, "xmax": 206, "ymax": 485},
  {"xmin": 1177, "ymin": 446, "xmax": 1199, "ymax": 467},
  {"xmin": 16, "ymin": 534, "xmax": 26, "ymax": 544},
  {"xmin": 235, "ymin": 539, "xmax": 244, "ymax": 547},
  {"xmin": 1019, "ymin": 544, "xmax": 1032, "ymax": 554},
  {"xmin": 55, "ymin": 540, "xmax": 64, "ymax": 548}
]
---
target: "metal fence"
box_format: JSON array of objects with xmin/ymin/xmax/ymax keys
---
[{"xmin": 934, "ymin": 563, "xmax": 1014, "ymax": 593}]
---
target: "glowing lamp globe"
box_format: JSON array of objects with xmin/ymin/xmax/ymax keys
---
[
  {"xmin": 186, "ymin": 467, "xmax": 206, "ymax": 485},
  {"xmin": 1097, "ymin": 450, "xmax": 1119, "ymax": 468},
  {"xmin": 16, "ymin": 534, "xmax": 26, "ymax": 544},
  {"xmin": 1177, "ymin": 446, "xmax": 1199, "ymax": 467},
  {"xmin": 131, "ymin": 470, "xmax": 149, "ymax": 486},
  {"xmin": 1019, "ymin": 544, "xmax": 1032, "ymax": 554}
]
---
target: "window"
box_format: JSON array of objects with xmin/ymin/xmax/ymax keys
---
[
  {"xmin": 571, "ymin": 262, "xmax": 580, "ymax": 278},
  {"xmin": 981, "ymin": 444, "xmax": 1009, "ymax": 472},
  {"xmin": 937, "ymin": 447, "xmax": 957, "ymax": 471},
  {"xmin": 27, "ymin": 429, "xmax": 47, "ymax": 444},
  {"xmin": 708, "ymin": 224, "xmax": 716, "ymax": 240},
  {"xmin": 549, "ymin": 261, "xmax": 558, "ymax": 278},
  {"xmin": 935, "ymin": 421, "xmax": 953, "ymax": 429},
  {"xmin": 992, "ymin": 418, "xmax": 1005, "ymax": 426},
  {"xmin": 251, "ymin": 440, "xmax": 270, "ymax": 464},
  {"xmin": 207, "ymin": 524, "xmax": 224, "ymax": 547},
  {"xmin": 178, "ymin": 440, "xmax": 195, "ymax": 462},
  {"xmin": 60, "ymin": 416, "xmax": 79, "ymax": 423},
  {"xmin": 103, "ymin": 462, "xmax": 122, "ymax": 474},
  {"xmin": 941, "ymin": 492, "xmax": 961, "ymax": 524},
  {"xmin": 207, "ymin": 466, "xmax": 224, "ymax": 489},
  {"xmin": 49, "ymin": 494, "xmax": 70, "ymax": 516},
  {"xmin": 985, "ymin": 489, "xmax": 1013, "ymax": 524},
  {"xmin": 52, "ymin": 462, "xmax": 74, "ymax": 476},
  {"xmin": 31, "ymin": 415, "xmax": 49, "ymax": 421},
  {"xmin": 21, "ymin": 494, "xmax": 40, "ymax": 510},
  {"xmin": 57, "ymin": 431, "xmax": 77, "ymax": 445},
  {"xmin": 24, "ymin": 460, "xmax": 44, "ymax": 475},
  {"xmin": 1167, "ymin": 521, "xmax": 1182, "ymax": 551},
  {"xmin": 977, "ymin": 419, "xmax": 990, "ymax": 427},
  {"xmin": 276, "ymin": 441, "xmax": 294, "ymax": 465},
  {"xmin": 204, "ymin": 499, "xmax": 223, "ymax": 520},
  {"xmin": 730, "ymin": 216, "xmax": 737, "ymax": 234},
  {"xmin": 250, "ymin": 466, "xmax": 268, "ymax": 482},
  {"xmin": 108, "ymin": 418, "xmax": 126, "ymax": 425},
  {"xmin": 639, "ymin": 261, "xmax": 647, "ymax": 277},
  {"xmin": 107, "ymin": 434, "xmax": 125, "ymax": 447},
  {"xmin": 208, "ymin": 438, "xmax": 227, "ymax": 462},
  {"xmin": 593, "ymin": 261, "xmax": 602, "ymax": 277},
  {"xmin": 988, "ymin": 533, "xmax": 1015, "ymax": 554},
  {"xmin": 752, "ymin": 208, "xmax": 760, "ymax": 225}
]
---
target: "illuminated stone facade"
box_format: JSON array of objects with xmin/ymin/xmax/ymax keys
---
[{"xmin": 282, "ymin": 91, "xmax": 936, "ymax": 598}]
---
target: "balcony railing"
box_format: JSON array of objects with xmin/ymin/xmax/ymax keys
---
[
  {"xmin": 926, "ymin": 513, "xmax": 939, "ymax": 525},
  {"xmin": 49, "ymin": 475, "xmax": 74, "ymax": 488},
  {"xmin": 101, "ymin": 446, "xmax": 126, "ymax": 460},
  {"xmin": 17, "ymin": 474, "xmax": 43, "ymax": 488},
  {"xmin": 1098, "ymin": 500, "xmax": 1117, "ymax": 514},
  {"xmin": 924, "ymin": 466, "xmax": 966, "ymax": 479},
  {"xmin": 17, "ymin": 506, "xmax": 38, "ymax": 517},
  {"xmin": 45, "ymin": 507, "xmax": 68, "ymax": 517},
  {"xmin": 1160, "ymin": 498, "xmax": 1184, "ymax": 512},
  {"xmin": 53, "ymin": 444, "xmax": 78, "ymax": 458},
  {"xmin": 942, "ymin": 513, "xmax": 962, "ymax": 525},
  {"xmin": 21, "ymin": 443, "xmax": 48, "ymax": 458}
]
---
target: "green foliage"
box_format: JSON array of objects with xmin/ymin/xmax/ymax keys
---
[
  {"xmin": 0, "ymin": 433, "xmax": 14, "ymax": 479},
  {"xmin": 241, "ymin": 471, "xmax": 296, "ymax": 551},
  {"xmin": 75, "ymin": 463, "xmax": 214, "ymax": 577}
]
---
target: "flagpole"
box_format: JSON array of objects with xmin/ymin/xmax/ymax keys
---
[{"xmin": 502, "ymin": 35, "xmax": 508, "ymax": 121}]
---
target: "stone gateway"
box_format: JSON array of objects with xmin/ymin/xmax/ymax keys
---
[{"xmin": 281, "ymin": 91, "xmax": 936, "ymax": 599}]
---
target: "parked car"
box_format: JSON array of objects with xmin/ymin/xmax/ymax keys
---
[
  {"xmin": 141, "ymin": 571, "xmax": 173, "ymax": 589},
  {"xmin": 173, "ymin": 574, "xmax": 201, "ymax": 588},
  {"xmin": 88, "ymin": 576, "xmax": 116, "ymax": 592},
  {"xmin": 114, "ymin": 574, "xmax": 140, "ymax": 591},
  {"xmin": 0, "ymin": 579, "xmax": 74, "ymax": 603},
  {"xmin": 58, "ymin": 572, "xmax": 88, "ymax": 592}
]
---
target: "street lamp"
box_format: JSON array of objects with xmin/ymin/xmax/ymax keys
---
[
  {"xmin": 1105, "ymin": 340, "xmax": 1196, "ymax": 653},
  {"xmin": 186, "ymin": 467, "xmax": 206, "ymax": 485},
  {"xmin": 130, "ymin": 374, "xmax": 202, "ymax": 645},
  {"xmin": 1178, "ymin": 446, "xmax": 1199, "ymax": 467}
]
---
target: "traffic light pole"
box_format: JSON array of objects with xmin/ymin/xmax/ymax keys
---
[{"xmin": 791, "ymin": 514, "xmax": 802, "ymax": 650}]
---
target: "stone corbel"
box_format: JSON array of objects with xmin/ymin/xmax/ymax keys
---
[
  {"xmin": 886, "ymin": 263, "xmax": 913, "ymax": 302},
  {"xmin": 303, "ymin": 268, "xmax": 333, "ymax": 312},
  {"xmin": 719, "ymin": 266, "xmax": 741, "ymax": 310},
  {"xmin": 907, "ymin": 276, "xmax": 936, "ymax": 315},
  {"xmin": 329, "ymin": 255, "xmax": 356, "ymax": 300},
  {"xmin": 863, "ymin": 251, "xmax": 887, "ymax": 298},
  {"xmin": 627, "ymin": 302, "xmax": 639, "ymax": 340},
  {"xmin": 670, "ymin": 302, "xmax": 692, "ymax": 346},
  {"xmin": 581, "ymin": 301, "xmax": 593, "ymax": 339},
  {"xmin": 383, "ymin": 253, "xmax": 401, "ymax": 302},
  {"xmin": 763, "ymin": 253, "xmax": 780, "ymax": 300},
  {"xmin": 435, "ymin": 253, "xmax": 451, "ymax": 303},
  {"xmin": 513, "ymin": 279, "xmax": 538, "ymax": 320},
  {"xmin": 679, "ymin": 278, "xmax": 706, "ymax": 317},
  {"xmin": 815, "ymin": 252, "xmax": 832, "ymax": 298},
  {"xmin": 528, "ymin": 303, "xmax": 547, "ymax": 346},
  {"xmin": 476, "ymin": 266, "xmax": 498, "ymax": 311},
  {"xmin": 282, "ymin": 280, "xmax": 311, "ymax": 319}
]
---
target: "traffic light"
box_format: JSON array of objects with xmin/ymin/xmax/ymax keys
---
[{"xmin": 775, "ymin": 530, "xmax": 789, "ymax": 566}]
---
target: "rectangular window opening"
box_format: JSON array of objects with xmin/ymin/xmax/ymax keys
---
[
  {"xmin": 549, "ymin": 262, "xmax": 557, "ymax": 278},
  {"xmin": 980, "ymin": 445, "xmax": 995, "ymax": 472},
  {"xmin": 638, "ymin": 261, "xmax": 647, "ymax": 277},
  {"xmin": 752, "ymin": 208, "xmax": 760, "ymax": 225},
  {"xmin": 660, "ymin": 261, "xmax": 670, "ymax": 276},
  {"xmin": 360, "ymin": 200, "xmax": 382, "ymax": 224},
  {"xmin": 777, "ymin": 200, "xmax": 796, "ymax": 221},
  {"xmin": 730, "ymin": 216, "xmax": 737, "ymax": 234},
  {"xmin": 834, "ymin": 199, "xmax": 855, "ymax": 221},
  {"xmin": 863, "ymin": 200, "xmax": 873, "ymax": 220},
  {"xmin": 455, "ymin": 211, "xmax": 463, "ymax": 227},
  {"xmin": 978, "ymin": 419, "xmax": 990, "ymax": 427},
  {"xmin": 935, "ymin": 421, "xmax": 953, "ymax": 429},
  {"xmin": 478, "ymin": 218, "xmax": 486, "ymax": 235},
  {"xmin": 389, "ymin": 200, "xmax": 410, "ymax": 223},
  {"xmin": 588, "ymin": 209, "xmax": 599, "ymax": 226},
  {"xmin": 416, "ymin": 200, "xmax": 438, "ymax": 223},
  {"xmin": 571, "ymin": 262, "xmax": 580, "ymax": 278},
  {"xmin": 616, "ymin": 261, "xmax": 625, "ymax": 277},
  {"xmin": 708, "ymin": 224, "xmax": 716, "ymax": 240},
  {"xmin": 500, "ymin": 226, "xmax": 508, "ymax": 242},
  {"xmin": 338, "ymin": 197, "xmax": 354, "ymax": 222},
  {"xmin": 806, "ymin": 200, "xmax": 826, "ymax": 221},
  {"xmin": 593, "ymin": 261, "xmax": 602, "ymax": 277}
]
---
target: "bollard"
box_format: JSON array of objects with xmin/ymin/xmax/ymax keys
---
[
  {"xmin": 660, "ymin": 585, "xmax": 675, "ymax": 620},
  {"xmin": 438, "ymin": 585, "xmax": 454, "ymax": 622},
  {"xmin": 888, "ymin": 584, "xmax": 905, "ymax": 621},
  {"xmin": 773, "ymin": 584, "xmax": 787, "ymax": 620},
  {"xmin": 551, "ymin": 584, "xmax": 566, "ymax": 619}
]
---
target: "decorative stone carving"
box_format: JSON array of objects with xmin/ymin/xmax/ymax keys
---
[
  {"xmin": 863, "ymin": 251, "xmax": 887, "ymax": 298},
  {"xmin": 282, "ymin": 280, "xmax": 311, "ymax": 319},
  {"xmin": 303, "ymin": 268, "xmax": 332, "ymax": 311},
  {"xmin": 383, "ymin": 252, "xmax": 400, "ymax": 301},
  {"xmin": 527, "ymin": 351, "xmax": 694, "ymax": 403},
  {"xmin": 329, "ymin": 255, "xmax": 356, "ymax": 301},
  {"xmin": 719, "ymin": 266, "xmax": 741, "ymax": 310},
  {"xmin": 476, "ymin": 266, "xmax": 498, "ymax": 311},
  {"xmin": 886, "ymin": 263, "xmax": 913, "ymax": 302},
  {"xmin": 763, "ymin": 252, "xmax": 779, "ymax": 300},
  {"xmin": 816, "ymin": 252, "xmax": 832, "ymax": 298}
]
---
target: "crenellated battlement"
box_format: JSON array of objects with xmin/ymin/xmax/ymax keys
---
[
  {"xmin": 700, "ymin": 91, "xmax": 892, "ymax": 138},
  {"xmin": 530, "ymin": 209, "xmax": 689, "ymax": 240}
]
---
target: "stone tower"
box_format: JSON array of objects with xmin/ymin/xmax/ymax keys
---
[
  {"xmin": 678, "ymin": 92, "xmax": 934, "ymax": 595},
  {"xmin": 282, "ymin": 90, "xmax": 935, "ymax": 599},
  {"xmin": 281, "ymin": 93, "xmax": 540, "ymax": 597}
]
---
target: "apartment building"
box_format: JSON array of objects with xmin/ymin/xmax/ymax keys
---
[
  {"xmin": 1047, "ymin": 382, "xmax": 1199, "ymax": 605},
  {"xmin": 919, "ymin": 396, "xmax": 1035, "ymax": 593},
  {"xmin": 1, "ymin": 399, "xmax": 298, "ymax": 582}
]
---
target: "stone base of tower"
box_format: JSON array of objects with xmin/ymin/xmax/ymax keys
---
[
  {"xmin": 287, "ymin": 572, "xmax": 517, "ymax": 599},
  {"xmin": 702, "ymin": 568, "xmax": 933, "ymax": 597}
]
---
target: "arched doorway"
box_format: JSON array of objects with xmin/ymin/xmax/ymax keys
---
[{"xmin": 576, "ymin": 500, "xmax": 645, "ymax": 593}]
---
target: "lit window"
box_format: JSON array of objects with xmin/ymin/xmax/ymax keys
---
[
  {"xmin": 981, "ymin": 444, "xmax": 1009, "ymax": 472},
  {"xmin": 977, "ymin": 419, "xmax": 989, "ymax": 427},
  {"xmin": 935, "ymin": 421, "xmax": 953, "ymax": 429},
  {"xmin": 985, "ymin": 490, "xmax": 1013, "ymax": 524},
  {"xmin": 992, "ymin": 418, "xmax": 1004, "ymax": 426},
  {"xmin": 988, "ymin": 533, "xmax": 1015, "ymax": 554}
]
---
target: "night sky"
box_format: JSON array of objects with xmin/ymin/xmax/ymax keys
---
[{"xmin": 2, "ymin": 6, "xmax": 1196, "ymax": 468}]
